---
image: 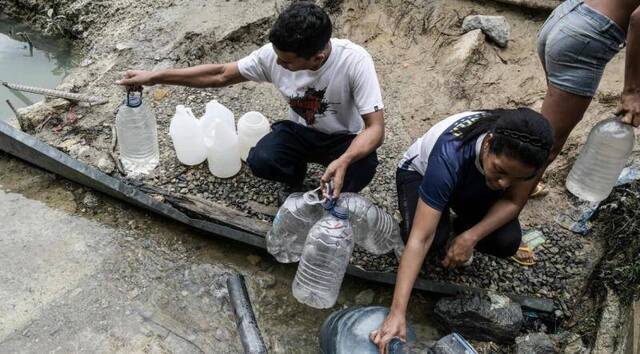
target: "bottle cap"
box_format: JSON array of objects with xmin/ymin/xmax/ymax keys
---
[{"xmin": 124, "ymin": 87, "xmax": 143, "ymax": 107}]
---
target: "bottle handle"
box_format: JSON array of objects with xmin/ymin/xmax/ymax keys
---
[{"xmin": 303, "ymin": 186, "xmax": 325, "ymax": 205}]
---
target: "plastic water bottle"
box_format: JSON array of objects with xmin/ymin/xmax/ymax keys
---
[
  {"xmin": 337, "ymin": 193, "xmax": 404, "ymax": 258},
  {"xmin": 292, "ymin": 206, "xmax": 353, "ymax": 309},
  {"xmin": 266, "ymin": 192, "xmax": 324, "ymax": 263},
  {"xmin": 237, "ymin": 111, "xmax": 270, "ymax": 161},
  {"xmin": 205, "ymin": 119, "xmax": 242, "ymax": 178},
  {"xmin": 201, "ymin": 99, "xmax": 235, "ymax": 136},
  {"xmin": 169, "ymin": 105, "xmax": 207, "ymax": 166},
  {"xmin": 319, "ymin": 306, "xmax": 417, "ymax": 354},
  {"xmin": 566, "ymin": 117, "xmax": 635, "ymax": 203},
  {"xmin": 116, "ymin": 88, "xmax": 159, "ymax": 176}
]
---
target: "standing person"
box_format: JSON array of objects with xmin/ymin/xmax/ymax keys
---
[
  {"xmin": 534, "ymin": 0, "xmax": 640, "ymax": 194},
  {"xmin": 370, "ymin": 108, "xmax": 554, "ymax": 352},
  {"xmin": 117, "ymin": 2, "xmax": 385, "ymax": 202}
]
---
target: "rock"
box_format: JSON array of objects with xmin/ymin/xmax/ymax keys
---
[
  {"xmin": 68, "ymin": 144, "xmax": 115, "ymax": 174},
  {"xmin": 354, "ymin": 289, "xmax": 375, "ymax": 305},
  {"xmin": 516, "ymin": 333, "xmax": 558, "ymax": 354},
  {"xmin": 445, "ymin": 29, "xmax": 485, "ymax": 67},
  {"xmin": 254, "ymin": 270, "xmax": 276, "ymax": 289},
  {"xmin": 434, "ymin": 292, "xmax": 523, "ymax": 343},
  {"xmin": 82, "ymin": 191, "xmax": 100, "ymax": 208},
  {"xmin": 462, "ymin": 15, "xmax": 510, "ymax": 48},
  {"xmin": 15, "ymin": 99, "xmax": 71, "ymax": 131},
  {"xmin": 560, "ymin": 332, "xmax": 587, "ymax": 354}
]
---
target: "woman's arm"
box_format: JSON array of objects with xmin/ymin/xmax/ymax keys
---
[
  {"xmin": 371, "ymin": 200, "xmax": 442, "ymax": 353},
  {"xmin": 443, "ymin": 182, "xmax": 529, "ymax": 268},
  {"xmin": 620, "ymin": 6, "xmax": 640, "ymax": 127}
]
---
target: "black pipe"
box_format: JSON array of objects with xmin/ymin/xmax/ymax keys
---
[{"xmin": 226, "ymin": 274, "xmax": 268, "ymax": 354}]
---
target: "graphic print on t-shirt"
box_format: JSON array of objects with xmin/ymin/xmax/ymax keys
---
[{"xmin": 288, "ymin": 87, "xmax": 337, "ymax": 125}]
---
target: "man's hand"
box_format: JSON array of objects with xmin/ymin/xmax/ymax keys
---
[
  {"xmin": 116, "ymin": 70, "xmax": 156, "ymax": 87},
  {"xmin": 321, "ymin": 156, "xmax": 350, "ymax": 199},
  {"xmin": 442, "ymin": 232, "xmax": 476, "ymax": 268},
  {"xmin": 370, "ymin": 310, "xmax": 407, "ymax": 354},
  {"xmin": 619, "ymin": 90, "xmax": 640, "ymax": 127}
]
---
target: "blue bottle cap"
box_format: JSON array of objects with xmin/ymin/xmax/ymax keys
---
[{"xmin": 124, "ymin": 87, "xmax": 143, "ymax": 107}]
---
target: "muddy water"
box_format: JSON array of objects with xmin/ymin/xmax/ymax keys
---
[
  {"xmin": 0, "ymin": 19, "xmax": 74, "ymax": 121},
  {"xmin": 0, "ymin": 152, "xmax": 439, "ymax": 352}
]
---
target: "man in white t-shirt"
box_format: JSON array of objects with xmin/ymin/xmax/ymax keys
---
[{"xmin": 117, "ymin": 2, "xmax": 385, "ymax": 202}]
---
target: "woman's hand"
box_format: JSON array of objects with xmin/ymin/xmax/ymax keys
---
[
  {"xmin": 442, "ymin": 232, "xmax": 476, "ymax": 268},
  {"xmin": 370, "ymin": 310, "xmax": 407, "ymax": 354}
]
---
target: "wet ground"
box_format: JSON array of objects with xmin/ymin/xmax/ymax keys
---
[
  {"xmin": 0, "ymin": 151, "xmax": 440, "ymax": 352},
  {"xmin": 0, "ymin": 19, "xmax": 74, "ymax": 121}
]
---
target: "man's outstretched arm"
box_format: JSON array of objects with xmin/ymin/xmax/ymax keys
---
[{"xmin": 116, "ymin": 62, "xmax": 247, "ymax": 88}]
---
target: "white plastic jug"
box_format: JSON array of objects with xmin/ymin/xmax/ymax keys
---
[
  {"xmin": 237, "ymin": 111, "xmax": 270, "ymax": 161},
  {"xmin": 201, "ymin": 100, "xmax": 236, "ymax": 136},
  {"xmin": 169, "ymin": 105, "xmax": 207, "ymax": 166},
  {"xmin": 206, "ymin": 119, "xmax": 241, "ymax": 178}
]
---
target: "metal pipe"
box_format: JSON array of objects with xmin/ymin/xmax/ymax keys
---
[{"xmin": 226, "ymin": 274, "xmax": 268, "ymax": 354}]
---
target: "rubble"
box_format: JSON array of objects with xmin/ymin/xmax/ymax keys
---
[{"xmin": 462, "ymin": 15, "xmax": 510, "ymax": 48}]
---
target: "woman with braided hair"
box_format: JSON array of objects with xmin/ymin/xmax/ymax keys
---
[{"xmin": 371, "ymin": 108, "xmax": 554, "ymax": 351}]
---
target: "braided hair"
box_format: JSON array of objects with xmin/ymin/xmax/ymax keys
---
[{"xmin": 457, "ymin": 108, "xmax": 554, "ymax": 170}]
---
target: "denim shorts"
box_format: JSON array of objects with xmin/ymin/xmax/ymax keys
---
[{"xmin": 537, "ymin": 0, "xmax": 626, "ymax": 97}]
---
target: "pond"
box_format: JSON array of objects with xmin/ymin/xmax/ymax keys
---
[{"xmin": 0, "ymin": 18, "xmax": 74, "ymax": 121}]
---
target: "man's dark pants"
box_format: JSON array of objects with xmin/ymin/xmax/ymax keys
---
[{"xmin": 247, "ymin": 121, "xmax": 378, "ymax": 192}]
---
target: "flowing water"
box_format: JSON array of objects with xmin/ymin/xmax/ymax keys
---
[{"xmin": 0, "ymin": 18, "xmax": 74, "ymax": 121}]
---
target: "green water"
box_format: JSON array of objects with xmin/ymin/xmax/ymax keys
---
[{"xmin": 0, "ymin": 19, "xmax": 74, "ymax": 121}]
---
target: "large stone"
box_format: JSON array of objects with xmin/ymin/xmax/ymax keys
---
[
  {"xmin": 445, "ymin": 29, "xmax": 485, "ymax": 66},
  {"xmin": 462, "ymin": 15, "xmax": 510, "ymax": 48},
  {"xmin": 434, "ymin": 292, "xmax": 523, "ymax": 343},
  {"xmin": 15, "ymin": 99, "xmax": 71, "ymax": 131},
  {"xmin": 516, "ymin": 333, "xmax": 558, "ymax": 354}
]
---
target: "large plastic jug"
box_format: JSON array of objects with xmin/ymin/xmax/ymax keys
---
[
  {"xmin": 337, "ymin": 193, "xmax": 404, "ymax": 259},
  {"xmin": 566, "ymin": 117, "xmax": 635, "ymax": 203},
  {"xmin": 292, "ymin": 205, "xmax": 353, "ymax": 309},
  {"xmin": 319, "ymin": 306, "xmax": 417, "ymax": 354},
  {"xmin": 115, "ymin": 88, "xmax": 159, "ymax": 176},
  {"xmin": 201, "ymin": 100, "xmax": 235, "ymax": 136},
  {"xmin": 169, "ymin": 105, "xmax": 208, "ymax": 166},
  {"xmin": 206, "ymin": 119, "xmax": 241, "ymax": 178},
  {"xmin": 267, "ymin": 191, "xmax": 325, "ymax": 263},
  {"xmin": 237, "ymin": 112, "xmax": 270, "ymax": 161}
]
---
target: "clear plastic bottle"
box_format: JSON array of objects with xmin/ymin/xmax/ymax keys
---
[
  {"xmin": 337, "ymin": 193, "xmax": 404, "ymax": 258},
  {"xmin": 266, "ymin": 192, "xmax": 324, "ymax": 263},
  {"xmin": 292, "ymin": 206, "xmax": 354, "ymax": 309},
  {"xmin": 566, "ymin": 117, "xmax": 635, "ymax": 203},
  {"xmin": 116, "ymin": 89, "xmax": 159, "ymax": 176}
]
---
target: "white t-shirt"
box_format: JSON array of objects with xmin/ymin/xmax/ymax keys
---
[{"xmin": 237, "ymin": 38, "xmax": 384, "ymax": 134}]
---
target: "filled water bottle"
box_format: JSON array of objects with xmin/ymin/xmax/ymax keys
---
[
  {"xmin": 237, "ymin": 111, "xmax": 270, "ymax": 161},
  {"xmin": 205, "ymin": 119, "xmax": 241, "ymax": 178},
  {"xmin": 116, "ymin": 88, "xmax": 159, "ymax": 176},
  {"xmin": 201, "ymin": 99, "xmax": 236, "ymax": 136},
  {"xmin": 337, "ymin": 193, "xmax": 404, "ymax": 258},
  {"xmin": 266, "ymin": 190, "xmax": 324, "ymax": 263},
  {"xmin": 169, "ymin": 105, "xmax": 207, "ymax": 165},
  {"xmin": 566, "ymin": 116, "xmax": 635, "ymax": 203},
  {"xmin": 292, "ymin": 205, "xmax": 353, "ymax": 309},
  {"xmin": 319, "ymin": 306, "xmax": 417, "ymax": 354}
]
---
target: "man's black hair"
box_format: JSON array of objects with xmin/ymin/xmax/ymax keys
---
[
  {"xmin": 457, "ymin": 108, "xmax": 555, "ymax": 171},
  {"xmin": 268, "ymin": 1, "xmax": 332, "ymax": 59}
]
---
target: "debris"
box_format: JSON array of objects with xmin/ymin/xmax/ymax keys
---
[
  {"xmin": 354, "ymin": 289, "xmax": 375, "ymax": 305},
  {"xmin": 434, "ymin": 292, "xmax": 523, "ymax": 343},
  {"xmin": 430, "ymin": 332, "xmax": 478, "ymax": 354},
  {"xmin": 152, "ymin": 88, "xmax": 170, "ymax": 102},
  {"xmin": 68, "ymin": 144, "xmax": 115, "ymax": 174},
  {"xmin": 461, "ymin": 15, "xmax": 510, "ymax": 48},
  {"xmin": 445, "ymin": 29, "xmax": 485, "ymax": 66},
  {"xmin": 246, "ymin": 254, "xmax": 262, "ymax": 266},
  {"xmin": 82, "ymin": 191, "xmax": 100, "ymax": 209},
  {"xmin": 16, "ymin": 99, "xmax": 71, "ymax": 131},
  {"xmin": 515, "ymin": 333, "xmax": 558, "ymax": 354},
  {"xmin": 5, "ymin": 99, "xmax": 22, "ymax": 131}
]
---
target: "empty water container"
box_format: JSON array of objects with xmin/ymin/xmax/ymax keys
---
[
  {"xmin": 337, "ymin": 193, "xmax": 404, "ymax": 258},
  {"xmin": 566, "ymin": 117, "xmax": 635, "ymax": 203},
  {"xmin": 319, "ymin": 306, "xmax": 417, "ymax": 354},
  {"xmin": 237, "ymin": 111, "xmax": 270, "ymax": 161},
  {"xmin": 267, "ymin": 192, "xmax": 324, "ymax": 263},
  {"xmin": 292, "ymin": 206, "xmax": 353, "ymax": 309},
  {"xmin": 116, "ymin": 89, "xmax": 159, "ymax": 176},
  {"xmin": 205, "ymin": 119, "xmax": 241, "ymax": 178},
  {"xmin": 169, "ymin": 105, "xmax": 208, "ymax": 165},
  {"xmin": 201, "ymin": 99, "xmax": 236, "ymax": 136}
]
